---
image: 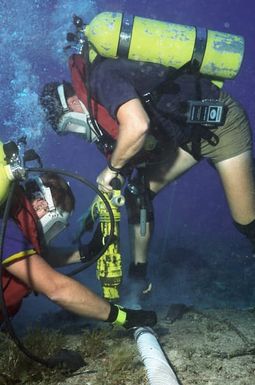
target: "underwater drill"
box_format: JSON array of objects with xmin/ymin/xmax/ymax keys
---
[{"xmin": 83, "ymin": 178, "xmax": 125, "ymax": 301}]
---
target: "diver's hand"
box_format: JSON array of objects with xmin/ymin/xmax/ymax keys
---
[
  {"xmin": 96, "ymin": 167, "xmax": 117, "ymax": 193},
  {"xmin": 96, "ymin": 167, "xmax": 124, "ymax": 193},
  {"xmin": 106, "ymin": 303, "xmax": 157, "ymax": 330}
]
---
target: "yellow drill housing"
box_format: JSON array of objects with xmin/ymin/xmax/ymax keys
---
[{"xmin": 89, "ymin": 187, "xmax": 125, "ymax": 301}]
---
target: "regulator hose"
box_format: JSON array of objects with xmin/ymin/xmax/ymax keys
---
[{"xmin": 27, "ymin": 167, "xmax": 115, "ymax": 275}]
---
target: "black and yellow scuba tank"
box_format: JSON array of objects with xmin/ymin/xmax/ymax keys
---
[{"xmin": 83, "ymin": 12, "xmax": 244, "ymax": 84}]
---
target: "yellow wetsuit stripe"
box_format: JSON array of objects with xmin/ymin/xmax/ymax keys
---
[{"xmin": 2, "ymin": 249, "xmax": 36, "ymax": 265}]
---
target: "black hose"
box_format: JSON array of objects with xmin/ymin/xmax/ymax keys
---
[
  {"xmin": 0, "ymin": 167, "xmax": 115, "ymax": 367},
  {"xmin": 27, "ymin": 167, "xmax": 115, "ymax": 275}
]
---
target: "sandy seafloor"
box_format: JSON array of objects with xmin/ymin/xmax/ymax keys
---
[
  {"xmin": 17, "ymin": 305, "xmax": 255, "ymax": 385},
  {"xmin": 1, "ymin": 240, "xmax": 255, "ymax": 385},
  {"xmin": 4, "ymin": 236, "xmax": 255, "ymax": 385}
]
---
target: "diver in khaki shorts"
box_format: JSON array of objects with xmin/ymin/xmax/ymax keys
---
[{"xmin": 41, "ymin": 12, "xmax": 255, "ymax": 304}]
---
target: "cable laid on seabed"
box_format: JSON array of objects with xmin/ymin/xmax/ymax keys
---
[{"xmin": 134, "ymin": 327, "xmax": 181, "ymax": 385}]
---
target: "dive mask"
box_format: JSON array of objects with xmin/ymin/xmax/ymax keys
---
[
  {"xmin": 57, "ymin": 84, "xmax": 100, "ymax": 143},
  {"xmin": 30, "ymin": 176, "xmax": 70, "ymax": 244}
]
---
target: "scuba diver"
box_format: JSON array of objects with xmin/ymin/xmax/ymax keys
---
[
  {"xmin": 40, "ymin": 13, "xmax": 255, "ymax": 306},
  {"xmin": 0, "ymin": 146, "xmax": 157, "ymax": 329}
]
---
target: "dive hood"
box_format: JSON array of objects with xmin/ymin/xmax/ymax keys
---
[{"xmin": 84, "ymin": 12, "xmax": 244, "ymax": 82}]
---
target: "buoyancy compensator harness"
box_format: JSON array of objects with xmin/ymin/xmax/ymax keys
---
[
  {"xmin": 140, "ymin": 61, "xmax": 226, "ymax": 160},
  {"xmin": 67, "ymin": 15, "xmax": 116, "ymax": 158}
]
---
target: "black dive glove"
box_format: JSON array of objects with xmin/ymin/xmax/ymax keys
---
[{"xmin": 106, "ymin": 303, "xmax": 157, "ymax": 329}]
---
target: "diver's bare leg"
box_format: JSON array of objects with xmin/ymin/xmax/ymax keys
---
[{"xmin": 130, "ymin": 147, "xmax": 198, "ymax": 265}]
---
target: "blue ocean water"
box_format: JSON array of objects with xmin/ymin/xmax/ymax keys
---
[{"xmin": 1, "ymin": 0, "xmax": 255, "ymax": 326}]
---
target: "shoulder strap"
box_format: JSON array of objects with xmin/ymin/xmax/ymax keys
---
[
  {"xmin": 69, "ymin": 54, "xmax": 119, "ymax": 140},
  {"xmin": 150, "ymin": 60, "xmax": 193, "ymax": 97}
]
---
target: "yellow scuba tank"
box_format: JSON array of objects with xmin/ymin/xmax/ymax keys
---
[
  {"xmin": 0, "ymin": 142, "xmax": 14, "ymax": 206},
  {"xmin": 0, "ymin": 141, "xmax": 14, "ymax": 206},
  {"xmin": 84, "ymin": 12, "xmax": 244, "ymax": 81}
]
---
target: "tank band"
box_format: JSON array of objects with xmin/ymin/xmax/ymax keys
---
[
  {"xmin": 117, "ymin": 13, "xmax": 134, "ymax": 58},
  {"xmin": 191, "ymin": 27, "xmax": 207, "ymax": 71}
]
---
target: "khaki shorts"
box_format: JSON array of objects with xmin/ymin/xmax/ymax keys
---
[{"xmin": 184, "ymin": 91, "xmax": 253, "ymax": 164}]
